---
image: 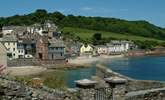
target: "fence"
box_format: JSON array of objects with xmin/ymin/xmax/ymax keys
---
[{"xmin": 95, "ymin": 87, "xmax": 113, "ymax": 100}]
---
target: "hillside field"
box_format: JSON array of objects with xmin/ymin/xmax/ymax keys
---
[{"xmin": 61, "ymin": 27, "xmax": 165, "ymax": 43}]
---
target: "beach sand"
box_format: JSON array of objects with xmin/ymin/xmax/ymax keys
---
[{"xmin": 68, "ymin": 55, "xmax": 124, "ymax": 65}]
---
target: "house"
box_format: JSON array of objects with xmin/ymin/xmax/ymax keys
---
[
  {"xmin": 44, "ymin": 20, "xmax": 58, "ymax": 38},
  {"xmin": 2, "ymin": 26, "xmax": 15, "ymax": 35},
  {"xmin": 0, "ymin": 35, "xmax": 18, "ymax": 59},
  {"xmin": 97, "ymin": 45, "xmax": 108, "ymax": 55},
  {"xmin": 65, "ymin": 41, "xmax": 81, "ymax": 58},
  {"xmin": 2, "ymin": 26, "xmax": 27, "ymax": 36},
  {"xmin": 21, "ymin": 38, "xmax": 36, "ymax": 56},
  {"xmin": 44, "ymin": 20, "xmax": 58, "ymax": 32},
  {"xmin": 0, "ymin": 43, "xmax": 7, "ymax": 67},
  {"xmin": 27, "ymin": 24, "xmax": 43, "ymax": 36},
  {"xmin": 36, "ymin": 37, "xmax": 65, "ymax": 64},
  {"xmin": 80, "ymin": 44, "xmax": 94, "ymax": 55},
  {"xmin": 17, "ymin": 40, "xmax": 25, "ymax": 58},
  {"xmin": 107, "ymin": 40, "xmax": 134, "ymax": 55}
]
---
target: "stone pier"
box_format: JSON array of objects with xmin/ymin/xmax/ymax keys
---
[
  {"xmin": 75, "ymin": 79, "xmax": 97, "ymax": 100},
  {"xmin": 105, "ymin": 76, "xmax": 127, "ymax": 100}
]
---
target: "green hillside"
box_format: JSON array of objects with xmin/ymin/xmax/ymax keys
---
[
  {"xmin": 61, "ymin": 27, "xmax": 165, "ymax": 49},
  {"xmin": 61, "ymin": 27, "xmax": 164, "ymax": 42},
  {"xmin": 0, "ymin": 9, "xmax": 165, "ymax": 41}
]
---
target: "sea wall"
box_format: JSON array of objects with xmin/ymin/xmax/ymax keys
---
[
  {"xmin": 7, "ymin": 59, "xmax": 40, "ymax": 67},
  {"xmin": 96, "ymin": 64, "xmax": 165, "ymax": 92},
  {"xmin": 126, "ymin": 87, "xmax": 165, "ymax": 100}
]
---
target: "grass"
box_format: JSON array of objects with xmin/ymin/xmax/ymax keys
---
[
  {"xmin": 61, "ymin": 27, "xmax": 165, "ymax": 43},
  {"xmin": 14, "ymin": 70, "xmax": 67, "ymax": 90}
]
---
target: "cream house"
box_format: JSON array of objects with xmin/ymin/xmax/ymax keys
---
[
  {"xmin": 80, "ymin": 44, "xmax": 94, "ymax": 55},
  {"xmin": 0, "ymin": 43, "xmax": 7, "ymax": 67}
]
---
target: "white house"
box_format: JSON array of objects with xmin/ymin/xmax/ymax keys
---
[
  {"xmin": 2, "ymin": 26, "xmax": 15, "ymax": 35},
  {"xmin": 97, "ymin": 45, "xmax": 108, "ymax": 55},
  {"xmin": 107, "ymin": 40, "xmax": 134, "ymax": 54},
  {"xmin": 0, "ymin": 42, "xmax": 7, "ymax": 67},
  {"xmin": 0, "ymin": 35, "xmax": 19, "ymax": 59}
]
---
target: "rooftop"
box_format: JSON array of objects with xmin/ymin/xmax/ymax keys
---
[
  {"xmin": 0, "ymin": 35, "xmax": 17, "ymax": 42},
  {"xmin": 48, "ymin": 39, "xmax": 65, "ymax": 47}
]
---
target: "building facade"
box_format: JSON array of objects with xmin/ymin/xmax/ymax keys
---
[
  {"xmin": 107, "ymin": 40, "xmax": 134, "ymax": 54},
  {"xmin": 36, "ymin": 37, "xmax": 65, "ymax": 64},
  {"xmin": 0, "ymin": 43, "xmax": 7, "ymax": 67},
  {"xmin": 0, "ymin": 35, "xmax": 19, "ymax": 59},
  {"xmin": 80, "ymin": 44, "xmax": 94, "ymax": 55},
  {"xmin": 97, "ymin": 45, "xmax": 108, "ymax": 55}
]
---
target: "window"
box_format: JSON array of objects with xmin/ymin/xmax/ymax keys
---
[
  {"xmin": 18, "ymin": 50, "xmax": 20, "ymax": 53},
  {"xmin": 13, "ymin": 53, "xmax": 15, "ymax": 57},
  {"xmin": 13, "ymin": 48, "xmax": 15, "ymax": 51},
  {"xmin": 52, "ymin": 54, "xmax": 54, "ymax": 59},
  {"xmin": 8, "ymin": 42, "xmax": 10, "ymax": 46}
]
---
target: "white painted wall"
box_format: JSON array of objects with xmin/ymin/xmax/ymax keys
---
[
  {"xmin": 17, "ymin": 48, "xmax": 25, "ymax": 58},
  {"xmin": 97, "ymin": 47, "xmax": 108, "ymax": 54},
  {"xmin": 0, "ymin": 43, "xmax": 7, "ymax": 67},
  {"xmin": 108, "ymin": 43, "xmax": 130, "ymax": 54},
  {"xmin": 4, "ymin": 42, "xmax": 19, "ymax": 59},
  {"xmin": 2, "ymin": 30, "xmax": 13, "ymax": 35}
]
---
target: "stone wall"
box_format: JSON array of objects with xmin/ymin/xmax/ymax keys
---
[
  {"xmin": 7, "ymin": 59, "xmax": 40, "ymax": 67},
  {"xmin": 126, "ymin": 87, "xmax": 165, "ymax": 100},
  {"xmin": 7, "ymin": 59, "xmax": 66, "ymax": 67},
  {"xmin": 0, "ymin": 76, "xmax": 74, "ymax": 100}
]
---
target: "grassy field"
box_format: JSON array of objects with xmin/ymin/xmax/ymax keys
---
[{"xmin": 61, "ymin": 27, "xmax": 165, "ymax": 43}]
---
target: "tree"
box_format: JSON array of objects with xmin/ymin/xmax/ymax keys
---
[
  {"xmin": 92, "ymin": 33, "xmax": 102, "ymax": 45},
  {"xmin": 93, "ymin": 33, "xmax": 102, "ymax": 40}
]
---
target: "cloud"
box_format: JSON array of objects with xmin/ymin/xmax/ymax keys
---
[
  {"xmin": 58, "ymin": 9, "xmax": 71, "ymax": 13},
  {"xmin": 80, "ymin": 7, "xmax": 93, "ymax": 11}
]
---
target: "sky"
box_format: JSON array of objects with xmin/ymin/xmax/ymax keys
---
[{"xmin": 0, "ymin": 0, "xmax": 165, "ymax": 27}]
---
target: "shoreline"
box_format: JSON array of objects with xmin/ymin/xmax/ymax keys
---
[{"xmin": 68, "ymin": 54, "xmax": 124, "ymax": 65}]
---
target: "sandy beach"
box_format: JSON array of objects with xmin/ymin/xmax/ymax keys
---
[
  {"xmin": 68, "ymin": 55, "xmax": 124, "ymax": 65},
  {"xmin": 4, "ymin": 66, "xmax": 47, "ymax": 76}
]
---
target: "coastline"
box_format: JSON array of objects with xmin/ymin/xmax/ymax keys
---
[{"xmin": 68, "ymin": 54, "xmax": 124, "ymax": 65}]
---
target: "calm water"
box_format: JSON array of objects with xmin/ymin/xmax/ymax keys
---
[{"xmin": 64, "ymin": 56, "xmax": 165, "ymax": 88}]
